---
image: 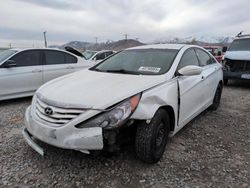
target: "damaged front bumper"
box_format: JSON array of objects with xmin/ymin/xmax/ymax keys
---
[
  {"xmin": 223, "ymin": 71, "xmax": 250, "ymax": 80},
  {"xmin": 23, "ymin": 106, "xmax": 104, "ymax": 156}
]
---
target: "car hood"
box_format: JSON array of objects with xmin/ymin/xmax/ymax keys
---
[
  {"xmin": 225, "ymin": 51, "xmax": 250, "ymax": 61},
  {"xmin": 37, "ymin": 69, "xmax": 166, "ymax": 110}
]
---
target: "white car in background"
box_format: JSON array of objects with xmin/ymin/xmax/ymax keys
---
[
  {"xmin": 83, "ymin": 50, "xmax": 115, "ymax": 63},
  {"xmin": 0, "ymin": 48, "xmax": 94, "ymax": 101},
  {"xmin": 23, "ymin": 44, "xmax": 223, "ymax": 163},
  {"xmin": 222, "ymin": 33, "xmax": 250, "ymax": 84}
]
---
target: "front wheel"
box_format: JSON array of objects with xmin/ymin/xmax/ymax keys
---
[{"xmin": 135, "ymin": 109, "xmax": 170, "ymax": 163}]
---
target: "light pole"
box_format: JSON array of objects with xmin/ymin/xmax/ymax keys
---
[{"xmin": 43, "ymin": 31, "xmax": 47, "ymax": 48}]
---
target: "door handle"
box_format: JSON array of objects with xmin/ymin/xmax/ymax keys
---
[
  {"xmin": 67, "ymin": 66, "xmax": 74, "ymax": 69},
  {"xmin": 32, "ymin": 69, "xmax": 42, "ymax": 73},
  {"xmin": 201, "ymin": 76, "xmax": 205, "ymax": 80}
]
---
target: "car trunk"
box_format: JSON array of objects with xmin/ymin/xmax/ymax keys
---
[{"xmin": 225, "ymin": 59, "xmax": 250, "ymax": 72}]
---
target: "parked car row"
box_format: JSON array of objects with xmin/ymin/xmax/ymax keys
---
[
  {"xmin": 0, "ymin": 48, "xmax": 116, "ymax": 101},
  {"xmin": 21, "ymin": 44, "xmax": 223, "ymax": 163}
]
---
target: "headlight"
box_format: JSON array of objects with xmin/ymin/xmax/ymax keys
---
[{"xmin": 76, "ymin": 94, "xmax": 141, "ymax": 129}]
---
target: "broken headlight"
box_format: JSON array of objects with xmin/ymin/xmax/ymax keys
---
[{"xmin": 76, "ymin": 94, "xmax": 141, "ymax": 129}]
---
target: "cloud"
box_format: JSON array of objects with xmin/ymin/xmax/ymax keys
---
[
  {"xmin": 0, "ymin": 0, "xmax": 250, "ymax": 47},
  {"xmin": 17, "ymin": 0, "xmax": 84, "ymax": 10}
]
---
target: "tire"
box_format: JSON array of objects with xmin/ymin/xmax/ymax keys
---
[
  {"xmin": 223, "ymin": 79, "xmax": 228, "ymax": 85},
  {"xmin": 135, "ymin": 109, "xmax": 170, "ymax": 163},
  {"xmin": 210, "ymin": 83, "xmax": 222, "ymax": 111}
]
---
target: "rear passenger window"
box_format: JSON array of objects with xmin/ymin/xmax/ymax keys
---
[
  {"xmin": 196, "ymin": 49, "xmax": 214, "ymax": 66},
  {"xmin": 44, "ymin": 51, "xmax": 77, "ymax": 65},
  {"xmin": 65, "ymin": 53, "xmax": 77, "ymax": 64},
  {"xmin": 10, "ymin": 50, "xmax": 40, "ymax": 67},
  {"xmin": 177, "ymin": 49, "xmax": 199, "ymax": 70},
  {"xmin": 45, "ymin": 51, "xmax": 65, "ymax": 65}
]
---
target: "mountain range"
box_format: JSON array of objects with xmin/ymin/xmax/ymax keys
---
[{"xmin": 50, "ymin": 36, "xmax": 234, "ymax": 51}]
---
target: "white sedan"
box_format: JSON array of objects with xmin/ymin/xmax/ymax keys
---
[
  {"xmin": 0, "ymin": 48, "xmax": 94, "ymax": 101},
  {"xmin": 23, "ymin": 44, "xmax": 223, "ymax": 163}
]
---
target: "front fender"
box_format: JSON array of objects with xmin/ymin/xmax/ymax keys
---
[{"xmin": 131, "ymin": 79, "xmax": 178, "ymax": 124}]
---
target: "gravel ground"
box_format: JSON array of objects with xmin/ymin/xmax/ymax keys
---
[{"xmin": 0, "ymin": 81, "xmax": 249, "ymax": 188}]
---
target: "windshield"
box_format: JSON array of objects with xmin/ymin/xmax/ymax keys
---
[
  {"xmin": 91, "ymin": 49, "xmax": 179, "ymax": 75},
  {"xmin": 0, "ymin": 50, "xmax": 17, "ymax": 63},
  {"xmin": 82, "ymin": 51, "xmax": 97, "ymax": 60},
  {"xmin": 229, "ymin": 39, "xmax": 250, "ymax": 51}
]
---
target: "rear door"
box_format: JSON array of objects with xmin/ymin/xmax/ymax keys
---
[
  {"xmin": 177, "ymin": 48, "xmax": 206, "ymax": 127},
  {"xmin": 42, "ymin": 50, "xmax": 79, "ymax": 83},
  {"xmin": 0, "ymin": 50, "xmax": 43, "ymax": 99},
  {"xmin": 195, "ymin": 48, "xmax": 219, "ymax": 106}
]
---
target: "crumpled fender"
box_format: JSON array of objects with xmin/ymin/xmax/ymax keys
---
[{"xmin": 131, "ymin": 79, "xmax": 178, "ymax": 126}]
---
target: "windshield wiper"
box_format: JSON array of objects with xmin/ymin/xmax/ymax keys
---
[{"xmin": 105, "ymin": 69, "xmax": 140, "ymax": 75}]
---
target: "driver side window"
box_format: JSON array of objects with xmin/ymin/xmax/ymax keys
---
[
  {"xmin": 10, "ymin": 50, "xmax": 40, "ymax": 67},
  {"xmin": 177, "ymin": 48, "xmax": 199, "ymax": 70}
]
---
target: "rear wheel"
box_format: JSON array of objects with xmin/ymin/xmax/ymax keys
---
[
  {"xmin": 210, "ymin": 83, "xmax": 222, "ymax": 111},
  {"xmin": 135, "ymin": 109, "xmax": 170, "ymax": 163}
]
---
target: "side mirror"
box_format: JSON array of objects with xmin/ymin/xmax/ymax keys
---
[
  {"xmin": 217, "ymin": 51, "xmax": 222, "ymax": 56},
  {"xmin": 178, "ymin": 65, "xmax": 202, "ymax": 76},
  {"xmin": 222, "ymin": 46, "xmax": 228, "ymax": 52},
  {"xmin": 2, "ymin": 60, "xmax": 17, "ymax": 68}
]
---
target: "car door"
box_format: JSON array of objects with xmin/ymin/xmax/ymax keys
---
[
  {"xmin": 195, "ymin": 48, "xmax": 219, "ymax": 106},
  {"xmin": 0, "ymin": 50, "xmax": 43, "ymax": 99},
  {"xmin": 42, "ymin": 50, "xmax": 79, "ymax": 83},
  {"xmin": 177, "ymin": 48, "xmax": 206, "ymax": 127}
]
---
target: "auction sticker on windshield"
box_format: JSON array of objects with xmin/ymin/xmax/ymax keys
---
[{"xmin": 138, "ymin": 66, "xmax": 161, "ymax": 73}]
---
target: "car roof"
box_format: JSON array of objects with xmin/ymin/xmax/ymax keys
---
[
  {"xmin": 126, "ymin": 44, "xmax": 189, "ymax": 50},
  {"xmin": 235, "ymin": 36, "xmax": 250, "ymax": 40},
  {"xmin": 9, "ymin": 48, "xmax": 81, "ymax": 56},
  {"xmin": 11, "ymin": 48, "xmax": 68, "ymax": 52}
]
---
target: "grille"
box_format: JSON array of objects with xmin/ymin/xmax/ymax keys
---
[
  {"xmin": 225, "ymin": 60, "xmax": 250, "ymax": 72},
  {"xmin": 35, "ymin": 97, "xmax": 85, "ymax": 126}
]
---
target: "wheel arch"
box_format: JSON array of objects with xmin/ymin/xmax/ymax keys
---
[{"xmin": 158, "ymin": 105, "xmax": 175, "ymax": 132}]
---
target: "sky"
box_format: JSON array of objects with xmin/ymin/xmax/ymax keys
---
[{"xmin": 0, "ymin": 0, "xmax": 250, "ymax": 47}]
